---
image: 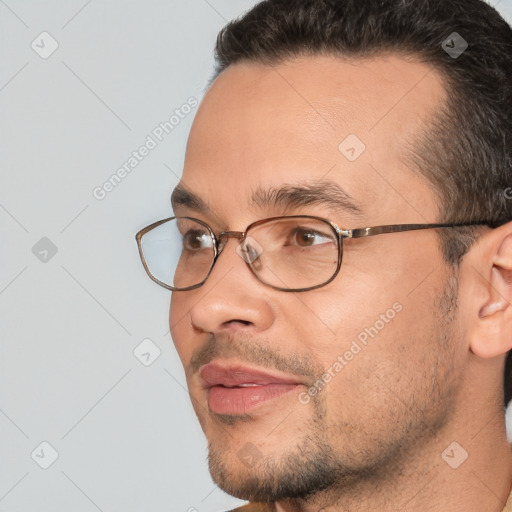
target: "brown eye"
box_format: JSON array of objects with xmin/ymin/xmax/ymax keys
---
[
  {"xmin": 289, "ymin": 227, "xmax": 334, "ymax": 247},
  {"xmin": 182, "ymin": 230, "xmax": 212, "ymax": 251}
]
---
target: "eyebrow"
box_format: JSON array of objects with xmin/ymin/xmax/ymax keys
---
[{"xmin": 170, "ymin": 180, "xmax": 362, "ymax": 218}]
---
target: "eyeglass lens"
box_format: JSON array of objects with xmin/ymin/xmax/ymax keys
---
[{"xmin": 139, "ymin": 217, "xmax": 340, "ymax": 290}]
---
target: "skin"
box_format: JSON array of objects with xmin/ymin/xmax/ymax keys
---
[{"xmin": 169, "ymin": 54, "xmax": 512, "ymax": 511}]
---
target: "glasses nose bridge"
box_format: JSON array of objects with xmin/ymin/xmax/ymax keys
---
[{"xmin": 217, "ymin": 229, "xmax": 246, "ymax": 253}]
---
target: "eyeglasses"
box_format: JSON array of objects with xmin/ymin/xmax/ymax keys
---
[{"xmin": 135, "ymin": 215, "xmax": 488, "ymax": 292}]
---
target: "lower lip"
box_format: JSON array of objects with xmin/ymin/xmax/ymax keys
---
[{"xmin": 207, "ymin": 384, "xmax": 299, "ymax": 415}]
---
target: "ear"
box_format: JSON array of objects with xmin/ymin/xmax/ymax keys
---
[{"xmin": 469, "ymin": 221, "xmax": 512, "ymax": 359}]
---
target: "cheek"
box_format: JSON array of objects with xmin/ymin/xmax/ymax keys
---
[
  {"xmin": 169, "ymin": 294, "xmax": 194, "ymax": 363},
  {"xmin": 321, "ymin": 288, "xmax": 452, "ymax": 425},
  {"xmin": 285, "ymin": 278, "xmax": 401, "ymax": 366}
]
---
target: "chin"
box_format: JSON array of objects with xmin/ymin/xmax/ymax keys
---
[{"xmin": 207, "ymin": 434, "xmax": 343, "ymax": 503}]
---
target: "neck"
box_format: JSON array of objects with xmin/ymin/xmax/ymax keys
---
[{"xmin": 273, "ymin": 408, "xmax": 512, "ymax": 512}]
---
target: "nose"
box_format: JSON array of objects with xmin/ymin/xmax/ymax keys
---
[{"xmin": 187, "ymin": 237, "xmax": 274, "ymax": 334}]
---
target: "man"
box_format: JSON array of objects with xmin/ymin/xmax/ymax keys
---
[{"xmin": 136, "ymin": 0, "xmax": 512, "ymax": 510}]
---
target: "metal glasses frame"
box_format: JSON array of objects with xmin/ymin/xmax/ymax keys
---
[{"xmin": 135, "ymin": 215, "xmax": 489, "ymax": 292}]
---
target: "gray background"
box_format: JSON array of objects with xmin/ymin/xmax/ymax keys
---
[{"xmin": 1, "ymin": 1, "xmax": 512, "ymax": 511}]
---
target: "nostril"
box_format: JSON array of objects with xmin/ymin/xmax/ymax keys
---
[{"xmin": 224, "ymin": 319, "xmax": 252, "ymax": 327}]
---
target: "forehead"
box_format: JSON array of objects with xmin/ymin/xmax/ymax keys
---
[{"xmin": 180, "ymin": 54, "xmax": 446, "ymax": 226}]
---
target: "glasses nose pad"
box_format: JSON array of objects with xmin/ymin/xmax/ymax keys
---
[
  {"xmin": 250, "ymin": 255, "xmax": 263, "ymax": 272},
  {"xmin": 237, "ymin": 236, "xmax": 264, "ymax": 269}
]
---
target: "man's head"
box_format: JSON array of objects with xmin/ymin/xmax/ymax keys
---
[{"xmin": 168, "ymin": 0, "xmax": 512, "ymax": 506}]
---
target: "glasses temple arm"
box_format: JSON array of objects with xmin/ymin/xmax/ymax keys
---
[{"xmin": 346, "ymin": 221, "xmax": 490, "ymax": 239}]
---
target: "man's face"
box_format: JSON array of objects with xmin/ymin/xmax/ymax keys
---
[{"xmin": 169, "ymin": 55, "xmax": 465, "ymax": 501}]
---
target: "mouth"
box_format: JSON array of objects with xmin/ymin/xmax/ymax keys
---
[{"xmin": 200, "ymin": 362, "xmax": 305, "ymax": 415}]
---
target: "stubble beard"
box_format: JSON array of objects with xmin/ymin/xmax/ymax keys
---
[{"xmin": 206, "ymin": 274, "xmax": 461, "ymax": 505}]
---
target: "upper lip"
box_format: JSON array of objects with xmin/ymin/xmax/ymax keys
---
[{"xmin": 200, "ymin": 362, "xmax": 304, "ymax": 389}]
